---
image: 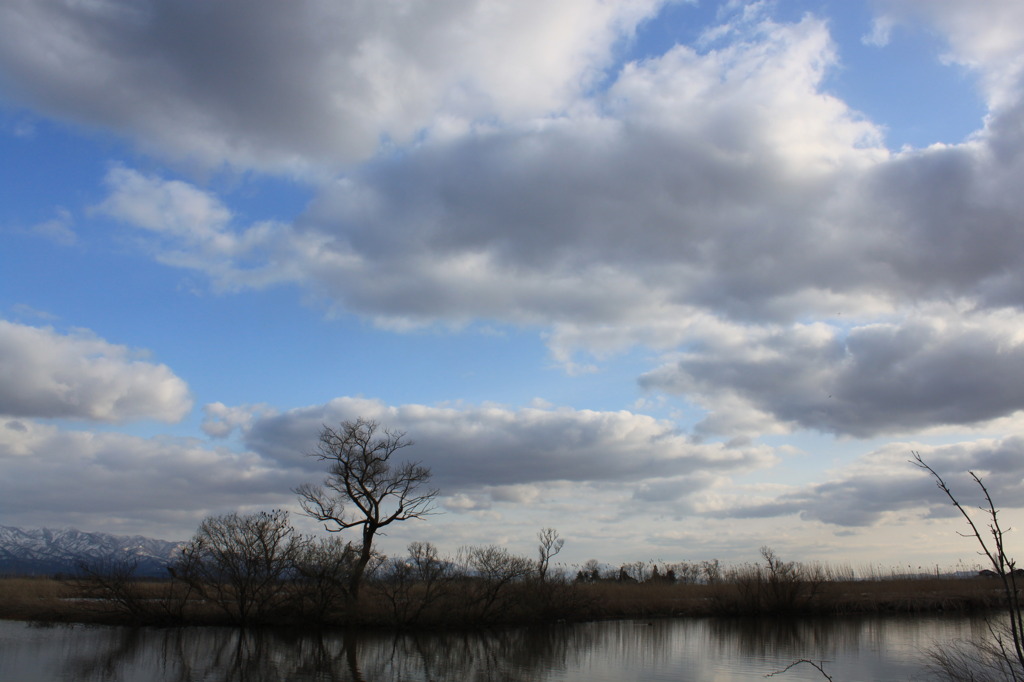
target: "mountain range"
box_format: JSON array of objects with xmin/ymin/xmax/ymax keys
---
[{"xmin": 0, "ymin": 525, "xmax": 184, "ymax": 577}]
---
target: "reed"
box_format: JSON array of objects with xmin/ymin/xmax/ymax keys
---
[{"xmin": 0, "ymin": 570, "xmax": 1009, "ymax": 629}]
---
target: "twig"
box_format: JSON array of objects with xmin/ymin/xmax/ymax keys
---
[{"xmin": 766, "ymin": 659, "xmax": 834, "ymax": 680}]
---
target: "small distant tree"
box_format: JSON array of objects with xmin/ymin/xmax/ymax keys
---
[
  {"xmin": 619, "ymin": 561, "xmax": 650, "ymax": 583},
  {"xmin": 701, "ymin": 559, "xmax": 722, "ymax": 584},
  {"xmin": 575, "ymin": 559, "xmax": 601, "ymax": 583},
  {"xmin": 537, "ymin": 528, "xmax": 565, "ymax": 582},
  {"xmin": 668, "ymin": 561, "xmax": 702, "ymax": 584},
  {"xmin": 295, "ymin": 418, "xmax": 439, "ymax": 603}
]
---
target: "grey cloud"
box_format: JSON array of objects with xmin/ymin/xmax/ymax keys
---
[
  {"xmin": 0, "ymin": 420, "xmax": 301, "ymax": 539},
  {"xmin": 727, "ymin": 476, "xmax": 939, "ymax": 527},
  {"xmin": 241, "ymin": 397, "xmax": 773, "ymax": 491},
  {"xmin": 0, "ymin": 0, "xmax": 661, "ymax": 171},
  {"xmin": 0, "ymin": 320, "xmax": 192, "ymax": 423},
  {"xmin": 641, "ymin": 311, "xmax": 1024, "ymax": 438},
  {"xmin": 632, "ymin": 474, "xmax": 714, "ymax": 504},
  {"xmin": 725, "ymin": 437, "xmax": 1024, "ymax": 527}
]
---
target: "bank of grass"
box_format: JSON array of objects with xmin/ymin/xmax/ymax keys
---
[
  {"xmin": 576, "ymin": 576, "xmax": 1003, "ymax": 620},
  {"xmin": 0, "ymin": 572, "xmax": 1010, "ymax": 629}
]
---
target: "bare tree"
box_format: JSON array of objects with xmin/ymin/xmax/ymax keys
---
[
  {"xmin": 294, "ymin": 418, "xmax": 438, "ymax": 602},
  {"xmin": 72, "ymin": 556, "xmax": 148, "ymax": 622},
  {"xmin": 537, "ymin": 528, "xmax": 565, "ymax": 582},
  {"xmin": 913, "ymin": 451, "xmax": 1024, "ymax": 680},
  {"xmin": 173, "ymin": 510, "xmax": 301, "ymax": 625}
]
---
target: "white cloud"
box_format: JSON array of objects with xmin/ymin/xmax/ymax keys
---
[
  {"xmin": 201, "ymin": 402, "xmax": 274, "ymax": 438},
  {"xmin": 0, "ymin": 321, "xmax": 192, "ymax": 423},
  {"xmin": 871, "ymin": 0, "xmax": 1024, "ymax": 110},
  {"xmin": 98, "ymin": 166, "xmax": 231, "ymax": 242},
  {"xmin": 97, "ymin": 166, "xmax": 301, "ymax": 290}
]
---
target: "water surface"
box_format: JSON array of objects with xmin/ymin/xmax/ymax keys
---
[{"xmin": 0, "ymin": 614, "xmax": 994, "ymax": 681}]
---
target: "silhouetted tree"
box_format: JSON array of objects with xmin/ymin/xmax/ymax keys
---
[
  {"xmin": 295, "ymin": 418, "xmax": 438, "ymax": 603},
  {"xmin": 536, "ymin": 528, "xmax": 564, "ymax": 582}
]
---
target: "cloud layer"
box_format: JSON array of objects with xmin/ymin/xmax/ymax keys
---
[{"xmin": 241, "ymin": 396, "xmax": 773, "ymax": 490}]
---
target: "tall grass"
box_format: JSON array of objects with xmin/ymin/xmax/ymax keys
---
[{"xmin": 0, "ymin": 559, "xmax": 1006, "ymax": 628}]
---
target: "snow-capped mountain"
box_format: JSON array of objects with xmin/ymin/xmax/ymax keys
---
[{"xmin": 0, "ymin": 525, "xmax": 184, "ymax": 577}]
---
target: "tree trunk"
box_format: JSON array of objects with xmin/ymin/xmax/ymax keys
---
[{"xmin": 347, "ymin": 523, "xmax": 377, "ymax": 602}]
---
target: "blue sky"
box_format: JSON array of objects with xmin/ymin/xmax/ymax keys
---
[{"xmin": 2, "ymin": 0, "xmax": 1023, "ymax": 571}]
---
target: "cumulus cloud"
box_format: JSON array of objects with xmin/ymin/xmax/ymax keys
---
[
  {"xmin": 91, "ymin": 12, "xmax": 889, "ymax": 322},
  {"xmin": 84, "ymin": 6, "xmax": 1024, "ymax": 338},
  {"xmin": 7, "ymin": 2, "xmax": 1024, "ymax": 340},
  {"xmin": 240, "ymin": 396, "xmax": 775, "ymax": 490},
  {"xmin": 0, "ymin": 0, "xmax": 662, "ymax": 171},
  {"xmin": 640, "ymin": 307, "xmax": 1024, "ymax": 438},
  {"xmin": 0, "ymin": 321, "xmax": 192, "ymax": 423}
]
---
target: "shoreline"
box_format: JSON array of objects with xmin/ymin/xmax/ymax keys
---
[{"xmin": 0, "ymin": 575, "xmax": 1012, "ymax": 631}]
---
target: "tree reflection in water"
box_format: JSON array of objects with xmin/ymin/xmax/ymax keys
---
[{"xmin": 53, "ymin": 622, "xmax": 603, "ymax": 682}]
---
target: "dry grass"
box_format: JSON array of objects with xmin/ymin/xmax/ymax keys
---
[
  {"xmin": 576, "ymin": 581, "xmax": 711, "ymax": 618},
  {"xmin": 0, "ymin": 576, "xmax": 74, "ymax": 621},
  {"xmin": 575, "ymin": 576, "xmax": 1006, "ymax": 619},
  {"xmin": 813, "ymin": 576, "xmax": 1004, "ymax": 613},
  {"xmin": 0, "ymin": 574, "xmax": 1011, "ymax": 627}
]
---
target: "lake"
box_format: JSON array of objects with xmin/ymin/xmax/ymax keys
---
[{"xmin": 0, "ymin": 613, "xmax": 996, "ymax": 681}]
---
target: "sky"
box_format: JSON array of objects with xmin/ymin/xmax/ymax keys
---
[{"xmin": 2, "ymin": 0, "xmax": 1024, "ymax": 572}]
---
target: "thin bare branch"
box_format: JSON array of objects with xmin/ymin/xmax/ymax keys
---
[{"xmin": 765, "ymin": 659, "xmax": 834, "ymax": 680}]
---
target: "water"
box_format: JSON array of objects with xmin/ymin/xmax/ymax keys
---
[{"xmin": 0, "ymin": 614, "xmax": 996, "ymax": 681}]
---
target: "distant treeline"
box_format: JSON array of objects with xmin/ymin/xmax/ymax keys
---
[{"xmin": 0, "ymin": 513, "xmax": 1009, "ymax": 629}]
